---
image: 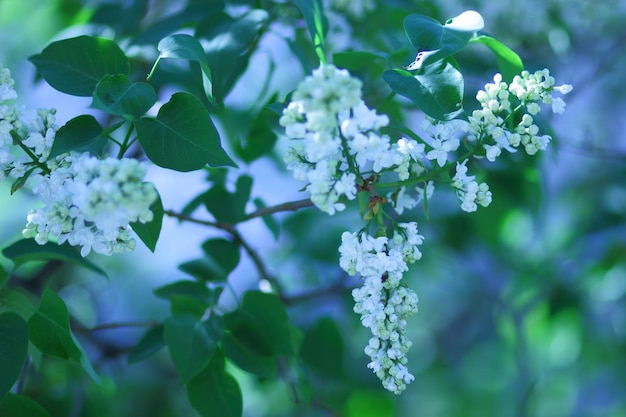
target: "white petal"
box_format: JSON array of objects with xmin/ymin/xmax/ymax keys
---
[
  {"xmin": 445, "ymin": 10, "xmax": 484, "ymax": 32},
  {"xmin": 405, "ymin": 49, "xmax": 439, "ymax": 70}
]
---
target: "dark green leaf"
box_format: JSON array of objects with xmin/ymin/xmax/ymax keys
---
[
  {"xmin": 164, "ymin": 315, "xmax": 222, "ymax": 385},
  {"xmin": 130, "ymin": 190, "xmax": 163, "ymax": 252},
  {"xmin": 135, "ymin": 92, "xmax": 236, "ymax": 171},
  {"xmin": 234, "ymin": 109, "xmax": 277, "ymax": 163},
  {"xmin": 225, "ymin": 291, "xmax": 296, "ymax": 357},
  {"xmin": 200, "ymin": 238, "xmax": 241, "ymax": 280},
  {"xmin": 91, "ymin": 0, "xmax": 148, "ymax": 37},
  {"xmin": 0, "ymin": 289, "xmax": 37, "ymax": 321},
  {"xmin": 332, "ymin": 51, "xmax": 386, "ymax": 71},
  {"xmin": 170, "ymin": 295, "xmax": 210, "ymax": 319},
  {"xmin": 204, "ymin": 175, "xmax": 252, "ymax": 223},
  {"xmin": 9, "ymin": 167, "xmax": 36, "ymax": 195},
  {"xmin": 403, "ymin": 13, "xmax": 475, "ymax": 68},
  {"xmin": 27, "ymin": 290, "xmax": 101, "ymax": 384},
  {"xmin": 300, "ymin": 317, "xmax": 344, "ymax": 377},
  {"xmin": 178, "ymin": 258, "xmax": 220, "ymax": 282},
  {"xmin": 0, "ymin": 393, "xmax": 52, "ymax": 417},
  {"xmin": 197, "ymin": 9, "xmax": 268, "ymax": 101},
  {"xmin": 0, "ymin": 313, "xmax": 28, "ymax": 402},
  {"xmin": 131, "ymin": 2, "xmax": 225, "ymax": 45},
  {"xmin": 128, "ymin": 324, "xmax": 165, "ymax": 364},
  {"xmin": 29, "ymin": 35, "xmax": 129, "ymax": 96},
  {"xmin": 383, "ymin": 58, "xmax": 464, "ymax": 120},
  {"xmin": 253, "ymin": 198, "xmax": 279, "ymax": 240},
  {"xmin": 27, "ymin": 290, "xmax": 80, "ymax": 360},
  {"xmin": 472, "ymin": 35, "xmax": 524, "ymax": 82},
  {"xmin": 92, "ymin": 74, "xmax": 157, "ymax": 119},
  {"xmin": 49, "ymin": 115, "xmax": 106, "ymax": 159},
  {"xmin": 154, "ymin": 280, "xmax": 213, "ymax": 303},
  {"xmin": 0, "ymin": 265, "xmax": 6, "ymax": 289},
  {"xmin": 220, "ymin": 331, "xmax": 277, "ymax": 377},
  {"xmin": 157, "ymin": 34, "xmax": 214, "ymax": 102},
  {"xmin": 187, "ymin": 351, "xmax": 242, "ymax": 417},
  {"xmin": 2, "ymin": 239, "xmax": 107, "ymax": 278}
]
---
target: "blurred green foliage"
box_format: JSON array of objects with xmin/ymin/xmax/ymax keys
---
[{"xmin": 0, "ymin": 0, "xmax": 625, "ymax": 416}]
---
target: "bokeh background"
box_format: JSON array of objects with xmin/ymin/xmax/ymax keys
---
[{"xmin": 1, "ymin": 0, "xmax": 626, "ymax": 416}]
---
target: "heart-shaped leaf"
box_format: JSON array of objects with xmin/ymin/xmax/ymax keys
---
[
  {"xmin": 383, "ymin": 58, "xmax": 464, "ymax": 120},
  {"xmin": 29, "ymin": 35, "xmax": 129, "ymax": 97},
  {"xmin": 135, "ymin": 92, "xmax": 236, "ymax": 171}
]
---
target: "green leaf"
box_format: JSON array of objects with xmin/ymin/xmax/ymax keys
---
[
  {"xmin": 130, "ymin": 190, "xmax": 163, "ymax": 252},
  {"xmin": 178, "ymin": 258, "xmax": 220, "ymax": 282},
  {"xmin": 234, "ymin": 109, "xmax": 277, "ymax": 163},
  {"xmin": 252, "ymin": 198, "xmax": 279, "ymax": 240},
  {"xmin": 187, "ymin": 351, "xmax": 242, "ymax": 417},
  {"xmin": 29, "ymin": 35, "xmax": 129, "ymax": 96},
  {"xmin": 403, "ymin": 13, "xmax": 475, "ymax": 68},
  {"xmin": 0, "ymin": 289, "xmax": 37, "ymax": 321},
  {"xmin": 128, "ymin": 324, "xmax": 165, "ymax": 364},
  {"xmin": 2, "ymin": 239, "xmax": 108, "ymax": 278},
  {"xmin": 0, "ymin": 313, "xmax": 28, "ymax": 402},
  {"xmin": 9, "ymin": 167, "xmax": 36, "ymax": 195},
  {"xmin": 197, "ymin": 9, "xmax": 269, "ymax": 101},
  {"xmin": 332, "ymin": 51, "xmax": 386, "ymax": 71},
  {"xmin": 0, "ymin": 265, "xmax": 6, "ymax": 289},
  {"xmin": 225, "ymin": 291, "xmax": 296, "ymax": 357},
  {"xmin": 383, "ymin": 58, "xmax": 464, "ymax": 120},
  {"xmin": 472, "ymin": 35, "xmax": 524, "ymax": 82},
  {"xmin": 27, "ymin": 290, "xmax": 101, "ymax": 384},
  {"xmin": 92, "ymin": 74, "xmax": 157, "ymax": 119},
  {"xmin": 27, "ymin": 290, "xmax": 81, "ymax": 360},
  {"xmin": 154, "ymin": 280, "xmax": 212, "ymax": 302},
  {"xmin": 135, "ymin": 92, "xmax": 236, "ymax": 171},
  {"xmin": 199, "ymin": 238, "xmax": 241, "ymax": 280},
  {"xmin": 49, "ymin": 115, "xmax": 107, "ymax": 159},
  {"xmin": 170, "ymin": 295, "xmax": 209, "ymax": 319},
  {"xmin": 300, "ymin": 317, "xmax": 344, "ymax": 377},
  {"xmin": 164, "ymin": 315, "xmax": 222, "ymax": 385},
  {"xmin": 157, "ymin": 34, "xmax": 214, "ymax": 102},
  {"xmin": 0, "ymin": 393, "xmax": 52, "ymax": 417},
  {"xmin": 292, "ymin": 0, "xmax": 327, "ymax": 63},
  {"xmin": 220, "ymin": 330, "xmax": 277, "ymax": 377},
  {"xmin": 204, "ymin": 175, "xmax": 252, "ymax": 223}
]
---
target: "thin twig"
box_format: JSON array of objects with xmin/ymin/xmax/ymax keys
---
[
  {"xmin": 243, "ymin": 198, "xmax": 313, "ymax": 221},
  {"xmin": 163, "ymin": 209, "xmax": 232, "ymax": 231}
]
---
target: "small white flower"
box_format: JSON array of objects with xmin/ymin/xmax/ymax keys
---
[{"xmin": 445, "ymin": 10, "xmax": 484, "ymax": 32}]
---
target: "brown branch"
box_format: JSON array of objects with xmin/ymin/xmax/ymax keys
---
[
  {"xmin": 164, "ymin": 197, "xmax": 313, "ymax": 230},
  {"xmin": 163, "ymin": 209, "xmax": 233, "ymax": 231},
  {"xmin": 244, "ymin": 198, "xmax": 314, "ymax": 221},
  {"xmin": 228, "ymin": 227, "xmax": 278, "ymax": 285}
]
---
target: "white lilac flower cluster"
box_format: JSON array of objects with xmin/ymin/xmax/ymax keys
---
[
  {"xmin": 1, "ymin": 63, "xmax": 157, "ymax": 257},
  {"xmin": 280, "ymin": 64, "xmax": 422, "ymax": 215},
  {"xmin": 339, "ymin": 222, "xmax": 423, "ymax": 394},
  {"xmin": 23, "ymin": 154, "xmax": 157, "ymax": 257},
  {"xmin": 281, "ymin": 62, "xmax": 570, "ymax": 393},
  {"xmin": 469, "ymin": 69, "xmax": 573, "ymax": 159}
]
